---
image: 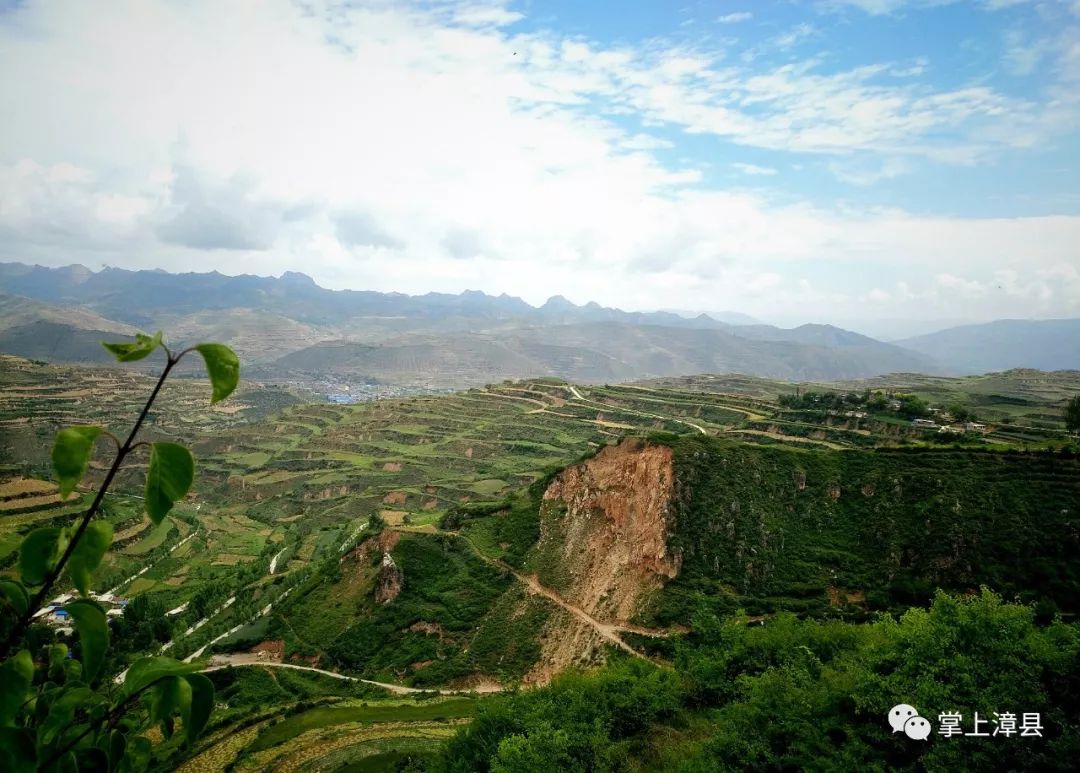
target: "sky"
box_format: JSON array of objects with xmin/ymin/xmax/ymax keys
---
[{"xmin": 1, "ymin": 0, "xmax": 1078, "ymax": 327}]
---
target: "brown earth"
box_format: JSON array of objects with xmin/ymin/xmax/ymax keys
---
[
  {"xmin": 527, "ymin": 438, "xmax": 681, "ymax": 678},
  {"xmin": 375, "ymin": 553, "xmax": 403, "ymax": 604},
  {"xmin": 249, "ymin": 639, "xmax": 285, "ymax": 661}
]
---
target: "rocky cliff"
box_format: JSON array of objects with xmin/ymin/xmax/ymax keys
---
[{"xmin": 526, "ymin": 438, "xmax": 682, "ymax": 680}]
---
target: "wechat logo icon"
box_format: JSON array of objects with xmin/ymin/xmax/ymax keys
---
[{"xmin": 889, "ymin": 704, "xmax": 931, "ymax": 740}]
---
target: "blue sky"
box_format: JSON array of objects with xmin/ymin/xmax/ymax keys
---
[
  {"xmin": 518, "ymin": 0, "xmax": 1080, "ymax": 217},
  {"xmin": 0, "ymin": 0, "xmax": 1078, "ymax": 327}
]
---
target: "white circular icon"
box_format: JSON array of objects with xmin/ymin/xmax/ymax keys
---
[
  {"xmin": 904, "ymin": 716, "xmax": 932, "ymax": 741},
  {"xmin": 888, "ymin": 704, "xmax": 919, "ymax": 733}
]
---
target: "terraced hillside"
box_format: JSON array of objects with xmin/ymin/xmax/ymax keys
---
[
  {"xmin": 2, "ymin": 358, "xmax": 1077, "ymax": 770},
  {"xmin": 0, "ymin": 354, "xmax": 302, "ymax": 473}
]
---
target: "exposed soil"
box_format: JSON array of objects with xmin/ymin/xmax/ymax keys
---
[
  {"xmin": 540, "ymin": 438, "xmax": 680, "ymax": 622},
  {"xmin": 375, "ymin": 552, "xmax": 403, "ymax": 603},
  {"xmin": 526, "ymin": 438, "xmax": 682, "ymax": 678}
]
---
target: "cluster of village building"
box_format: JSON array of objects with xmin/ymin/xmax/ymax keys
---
[{"xmin": 32, "ymin": 591, "xmax": 127, "ymax": 635}]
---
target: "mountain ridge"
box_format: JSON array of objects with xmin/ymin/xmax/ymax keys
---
[
  {"xmin": 0, "ymin": 261, "xmax": 947, "ymax": 383},
  {"xmin": 897, "ymin": 318, "xmax": 1080, "ymax": 374}
]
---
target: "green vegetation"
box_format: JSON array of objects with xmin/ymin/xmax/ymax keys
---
[
  {"xmin": 248, "ymin": 697, "xmax": 478, "ymax": 752},
  {"xmin": 0, "ymin": 332, "xmax": 239, "ymax": 772},
  {"xmin": 439, "ymin": 590, "xmax": 1079, "ymax": 772},
  {"xmin": 658, "ymin": 435, "xmax": 1080, "ymax": 622},
  {"xmin": 276, "ymin": 532, "xmax": 519, "ymax": 685},
  {"xmin": 2, "ymin": 355, "xmax": 1077, "ymax": 770},
  {"xmin": 1066, "ymin": 394, "xmax": 1080, "ymax": 433}
]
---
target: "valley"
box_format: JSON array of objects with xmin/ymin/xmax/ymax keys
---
[{"xmin": 1, "ymin": 347, "xmax": 1078, "ymax": 770}]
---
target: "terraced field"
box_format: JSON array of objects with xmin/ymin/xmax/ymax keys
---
[
  {"xmin": 0, "ymin": 353, "xmax": 302, "ymax": 474},
  {"xmin": 2, "ymin": 357, "xmax": 1076, "ymax": 770}
]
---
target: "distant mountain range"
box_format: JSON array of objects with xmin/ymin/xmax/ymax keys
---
[
  {"xmin": 0, "ymin": 261, "xmax": 1075, "ymax": 385},
  {"xmin": 896, "ymin": 319, "xmax": 1080, "ymax": 375},
  {"xmin": 0, "ymin": 262, "xmax": 731, "ymax": 332}
]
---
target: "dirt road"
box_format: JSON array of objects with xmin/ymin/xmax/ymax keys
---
[{"xmin": 203, "ymin": 654, "xmax": 504, "ymax": 695}]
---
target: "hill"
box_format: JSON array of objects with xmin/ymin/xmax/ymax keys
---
[
  {"xmin": 270, "ymin": 323, "xmax": 939, "ymax": 386},
  {"xmin": 0, "ymin": 293, "xmax": 137, "ymax": 336},
  {"xmin": 0, "ymin": 262, "xmax": 945, "ymax": 383},
  {"xmin": 897, "ymin": 318, "xmax": 1080, "ymax": 374},
  {"xmin": 2, "ymin": 359, "xmax": 1078, "ymax": 769}
]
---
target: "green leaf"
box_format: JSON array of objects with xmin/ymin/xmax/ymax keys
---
[
  {"xmin": 121, "ymin": 656, "xmax": 201, "ymax": 698},
  {"xmin": 62, "ymin": 659, "xmax": 82, "ymax": 684},
  {"xmin": 67, "ymin": 521, "xmax": 114, "ymax": 596},
  {"xmin": 0, "ymin": 651, "xmax": 33, "ymax": 727},
  {"xmin": 47, "ymin": 644, "xmax": 69, "ymax": 681},
  {"xmin": 144, "ymin": 443, "xmax": 194, "ymax": 524},
  {"xmin": 193, "ymin": 343, "xmax": 240, "ymax": 404},
  {"xmin": 118, "ymin": 736, "xmax": 150, "ymax": 773},
  {"xmin": 0, "ymin": 580, "xmax": 28, "ymax": 617},
  {"xmin": 106, "ymin": 730, "xmax": 126, "ymax": 773},
  {"xmin": 19, "ymin": 527, "xmax": 66, "ymax": 586},
  {"xmin": 101, "ymin": 331, "xmax": 162, "ymax": 363},
  {"xmin": 52, "ymin": 426, "xmax": 103, "ymax": 499},
  {"xmin": 64, "ymin": 599, "xmax": 109, "ymax": 681},
  {"xmin": 182, "ymin": 674, "xmax": 214, "ymax": 742},
  {"xmin": 0, "ymin": 728, "xmax": 35, "ymax": 773},
  {"xmin": 38, "ymin": 685, "xmax": 95, "ymax": 746},
  {"xmin": 148, "ymin": 676, "xmax": 191, "ymax": 739}
]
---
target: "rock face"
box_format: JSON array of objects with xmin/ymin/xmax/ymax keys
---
[
  {"xmin": 540, "ymin": 438, "xmax": 682, "ymax": 617},
  {"xmin": 375, "ymin": 552, "xmax": 403, "ymax": 604},
  {"xmin": 525, "ymin": 438, "xmax": 681, "ymax": 683},
  {"xmin": 539, "ymin": 438, "xmax": 681, "ymax": 623}
]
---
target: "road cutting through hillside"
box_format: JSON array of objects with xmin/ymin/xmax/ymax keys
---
[
  {"xmin": 566, "ymin": 384, "xmax": 708, "ymax": 435},
  {"xmin": 612, "ymin": 383, "xmax": 769, "ymax": 421},
  {"xmin": 446, "ymin": 530, "xmax": 683, "ymax": 658},
  {"xmin": 202, "ymin": 656, "xmax": 504, "ymax": 695}
]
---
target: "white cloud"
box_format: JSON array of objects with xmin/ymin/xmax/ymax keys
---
[
  {"xmin": 773, "ymin": 23, "xmax": 817, "ymax": 49},
  {"xmin": 717, "ymin": 12, "xmax": 753, "ymax": 24},
  {"xmin": 827, "ymin": 156, "xmax": 909, "ymax": 185},
  {"xmin": 820, "ymin": 0, "xmax": 1031, "ymax": 15},
  {"xmin": 0, "ymin": 0, "xmax": 1077, "ymax": 323},
  {"xmin": 732, "ymin": 162, "xmax": 778, "ymax": 175},
  {"xmin": 453, "ymin": 3, "xmax": 524, "ymax": 27},
  {"xmin": 619, "ymin": 133, "xmax": 675, "ymax": 151},
  {"xmin": 1003, "ymin": 29, "xmax": 1055, "ymax": 75}
]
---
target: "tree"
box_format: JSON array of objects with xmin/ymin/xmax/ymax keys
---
[
  {"xmin": 1065, "ymin": 395, "xmax": 1080, "ymax": 433},
  {"xmin": 0, "ymin": 331, "xmax": 239, "ymax": 772},
  {"xmin": 948, "ymin": 404, "xmax": 973, "ymax": 423},
  {"xmin": 895, "ymin": 394, "xmax": 929, "ymax": 419}
]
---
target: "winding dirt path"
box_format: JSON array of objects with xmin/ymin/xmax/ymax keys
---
[
  {"xmin": 450, "ymin": 531, "xmax": 681, "ymax": 657},
  {"xmin": 724, "ymin": 428, "xmax": 848, "ymax": 450},
  {"xmin": 566, "ymin": 385, "xmax": 708, "ymax": 435},
  {"xmin": 202, "ymin": 655, "xmax": 504, "ymax": 695},
  {"xmin": 613, "ymin": 384, "xmax": 769, "ymax": 421}
]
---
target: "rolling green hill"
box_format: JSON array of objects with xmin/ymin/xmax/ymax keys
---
[
  {"xmin": 2, "ymin": 358, "xmax": 1077, "ymax": 770},
  {"xmin": 270, "ymin": 323, "xmax": 939, "ymax": 387}
]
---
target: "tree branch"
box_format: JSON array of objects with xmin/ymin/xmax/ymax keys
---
[{"xmin": 1, "ymin": 352, "xmax": 182, "ymax": 659}]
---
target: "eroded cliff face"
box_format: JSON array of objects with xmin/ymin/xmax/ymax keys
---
[
  {"xmin": 375, "ymin": 552, "xmax": 402, "ymax": 604},
  {"xmin": 526, "ymin": 438, "xmax": 680, "ymax": 682}
]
